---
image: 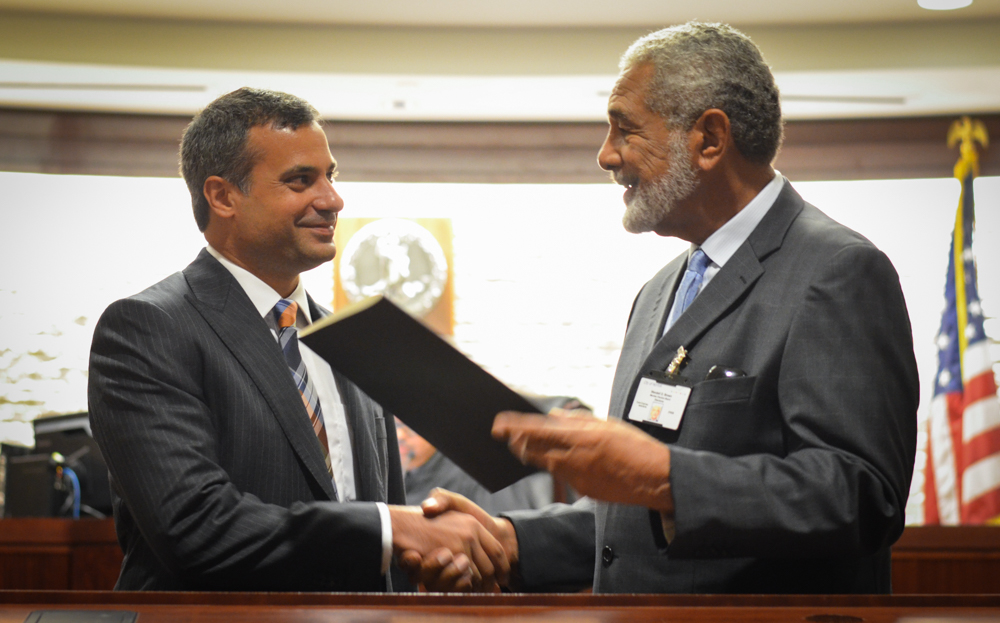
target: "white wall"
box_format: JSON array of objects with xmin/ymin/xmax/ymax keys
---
[{"xmin": 2, "ymin": 172, "xmax": 998, "ymax": 522}]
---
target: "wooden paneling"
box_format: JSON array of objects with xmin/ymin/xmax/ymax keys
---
[
  {"xmin": 4, "ymin": 519, "xmax": 1000, "ymax": 594},
  {"xmin": 892, "ymin": 526, "xmax": 1000, "ymax": 594},
  {"xmin": 2, "ymin": 108, "xmax": 997, "ymax": 183},
  {"xmin": 0, "ymin": 519, "xmax": 120, "ymax": 591},
  {"xmin": 780, "ymin": 115, "xmax": 1000, "ymax": 181},
  {"xmin": 1, "ymin": 592, "xmax": 1000, "ymax": 623}
]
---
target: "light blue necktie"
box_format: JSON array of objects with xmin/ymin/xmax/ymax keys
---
[{"xmin": 664, "ymin": 248, "xmax": 711, "ymax": 333}]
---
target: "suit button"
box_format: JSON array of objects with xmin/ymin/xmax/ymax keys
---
[{"xmin": 602, "ymin": 545, "xmax": 614, "ymax": 567}]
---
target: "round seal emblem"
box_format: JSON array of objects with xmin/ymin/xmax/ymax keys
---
[{"xmin": 339, "ymin": 218, "xmax": 449, "ymax": 318}]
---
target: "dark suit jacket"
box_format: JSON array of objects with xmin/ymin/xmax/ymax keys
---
[
  {"xmin": 88, "ymin": 249, "xmax": 406, "ymax": 591},
  {"xmin": 507, "ymin": 181, "xmax": 919, "ymax": 594}
]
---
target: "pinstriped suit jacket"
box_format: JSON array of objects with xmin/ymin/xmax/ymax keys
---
[
  {"xmin": 507, "ymin": 181, "xmax": 919, "ymax": 593},
  {"xmin": 89, "ymin": 249, "xmax": 405, "ymax": 591}
]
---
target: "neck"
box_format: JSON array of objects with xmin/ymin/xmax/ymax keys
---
[
  {"xmin": 205, "ymin": 234, "xmax": 300, "ymax": 297},
  {"xmin": 663, "ymin": 164, "xmax": 774, "ymax": 245}
]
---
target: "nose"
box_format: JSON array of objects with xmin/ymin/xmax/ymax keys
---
[
  {"xmin": 597, "ymin": 127, "xmax": 621, "ymax": 172},
  {"xmin": 315, "ymin": 177, "xmax": 345, "ymax": 213}
]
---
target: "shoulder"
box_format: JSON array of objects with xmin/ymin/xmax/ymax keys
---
[
  {"xmin": 99, "ymin": 250, "xmax": 232, "ymax": 324},
  {"xmin": 104, "ymin": 272, "xmax": 191, "ymax": 315},
  {"xmin": 93, "ymin": 260, "xmax": 228, "ymax": 349},
  {"xmin": 778, "ymin": 194, "xmax": 890, "ymax": 274}
]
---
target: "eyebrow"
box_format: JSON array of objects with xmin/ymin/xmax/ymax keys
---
[
  {"xmin": 607, "ymin": 107, "xmax": 634, "ymax": 124},
  {"xmin": 281, "ymin": 163, "xmax": 337, "ymax": 177}
]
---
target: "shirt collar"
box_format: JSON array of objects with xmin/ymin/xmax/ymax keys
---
[
  {"xmin": 206, "ymin": 245, "xmax": 312, "ymax": 327},
  {"xmin": 697, "ymin": 171, "xmax": 784, "ymax": 268}
]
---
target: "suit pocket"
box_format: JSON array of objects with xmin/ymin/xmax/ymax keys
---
[
  {"xmin": 677, "ymin": 376, "xmax": 778, "ymax": 456},
  {"xmin": 688, "ymin": 375, "xmax": 756, "ymax": 405}
]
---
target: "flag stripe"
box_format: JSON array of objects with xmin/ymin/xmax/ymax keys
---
[
  {"xmin": 963, "ymin": 389, "xmax": 1000, "ymax": 442},
  {"xmin": 963, "ymin": 452, "xmax": 1000, "ymax": 504},
  {"xmin": 964, "ymin": 428, "xmax": 1000, "ymax": 471},
  {"xmin": 929, "ymin": 393, "xmax": 961, "ymax": 524},
  {"xmin": 964, "ymin": 341, "xmax": 995, "ymax": 381}
]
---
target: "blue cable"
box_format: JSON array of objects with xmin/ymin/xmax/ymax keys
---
[{"xmin": 62, "ymin": 466, "xmax": 81, "ymax": 519}]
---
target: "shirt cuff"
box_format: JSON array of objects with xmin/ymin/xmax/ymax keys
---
[{"xmin": 376, "ymin": 502, "xmax": 392, "ymax": 575}]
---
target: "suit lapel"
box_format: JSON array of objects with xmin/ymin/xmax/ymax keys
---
[
  {"xmin": 608, "ymin": 255, "xmax": 684, "ymax": 420},
  {"xmin": 182, "ymin": 249, "xmax": 339, "ymax": 500},
  {"xmin": 643, "ymin": 181, "xmax": 805, "ymax": 372},
  {"xmin": 646, "ymin": 246, "xmax": 764, "ymax": 369}
]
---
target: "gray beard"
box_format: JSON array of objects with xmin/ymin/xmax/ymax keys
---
[{"xmin": 621, "ymin": 135, "xmax": 699, "ymax": 234}]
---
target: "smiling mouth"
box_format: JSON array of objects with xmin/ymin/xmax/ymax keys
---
[
  {"xmin": 301, "ymin": 215, "xmax": 337, "ymax": 231},
  {"xmin": 611, "ymin": 170, "xmax": 636, "ymax": 190}
]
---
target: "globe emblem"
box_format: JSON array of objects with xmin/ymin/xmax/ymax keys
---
[{"xmin": 339, "ymin": 218, "xmax": 449, "ymax": 317}]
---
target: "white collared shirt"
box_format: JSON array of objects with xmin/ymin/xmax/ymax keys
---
[
  {"xmin": 663, "ymin": 172, "xmax": 784, "ymax": 335},
  {"xmin": 206, "ymin": 246, "xmax": 392, "ymax": 574}
]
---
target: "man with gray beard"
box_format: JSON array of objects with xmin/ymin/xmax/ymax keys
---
[{"xmin": 404, "ymin": 21, "xmax": 918, "ymax": 594}]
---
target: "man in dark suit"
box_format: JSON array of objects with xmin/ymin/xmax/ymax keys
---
[
  {"xmin": 412, "ymin": 22, "xmax": 918, "ymax": 593},
  {"xmin": 88, "ymin": 87, "xmax": 507, "ymax": 592}
]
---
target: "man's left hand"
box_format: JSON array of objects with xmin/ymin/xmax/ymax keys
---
[{"xmin": 493, "ymin": 409, "xmax": 675, "ymax": 514}]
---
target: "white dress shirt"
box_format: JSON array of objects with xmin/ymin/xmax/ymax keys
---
[{"xmin": 206, "ymin": 246, "xmax": 392, "ymax": 574}]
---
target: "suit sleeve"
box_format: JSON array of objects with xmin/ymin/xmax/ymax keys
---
[
  {"xmin": 667, "ymin": 243, "xmax": 918, "ymax": 559},
  {"xmin": 503, "ymin": 498, "xmax": 596, "ymax": 591},
  {"xmin": 89, "ymin": 297, "xmax": 385, "ymax": 591}
]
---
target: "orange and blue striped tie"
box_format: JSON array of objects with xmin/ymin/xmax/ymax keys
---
[{"xmin": 271, "ymin": 299, "xmax": 334, "ymax": 479}]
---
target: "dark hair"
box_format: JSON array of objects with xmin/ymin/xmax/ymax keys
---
[
  {"xmin": 621, "ymin": 22, "xmax": 783, "ymax": 165},
  {"xmin": 179, "ymin": 87, "xmax": 321, "ymax": 231}
]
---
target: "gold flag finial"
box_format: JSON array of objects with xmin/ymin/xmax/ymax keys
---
[{"xmin": 947, "ymin": 116, "xmax": 989, "ymax": 179}]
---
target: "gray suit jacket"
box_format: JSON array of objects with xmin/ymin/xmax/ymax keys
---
[
  {"xmin": 89, "ymin": 249, "xmax": 406, "ymax": 591},
  {"xmin": 508, "ymin": 181, "xmax": 918, "ymax": 593}
]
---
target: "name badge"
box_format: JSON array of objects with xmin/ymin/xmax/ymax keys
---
[{"xmin": 626, "ymin": 372, "xmax": 691, "ymax": 430}]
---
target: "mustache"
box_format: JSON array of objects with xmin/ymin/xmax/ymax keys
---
[{"xmin": 610, "ymin": 170, "xmax": 636, "ymax": 187}]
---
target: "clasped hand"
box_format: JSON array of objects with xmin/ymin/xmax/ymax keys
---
[
  {"xmin": 389, "ymin": 504, "xmax": 509, "ymax": 592},
  {"xmin": 397, "ymin": 409, "xmax": 675, "ymax": 591}
]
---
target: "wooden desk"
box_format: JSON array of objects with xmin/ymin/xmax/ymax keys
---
[
  {"xmin": 1, "ymin": 592, "xmax": 999, "ymax": 623},
  {"xmin": 3, "ymin": 520, "xmax": 1000, "ymax": 594},
  {"xmin": 0, "ymin": 519, "xmax": 121, "ymax": 590},
  {"xmin": 892, "ymin": 525, "xmax": 1000, "ymax": 594}
]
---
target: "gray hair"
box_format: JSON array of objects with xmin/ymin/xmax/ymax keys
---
[
  {"xmin": 180, "ymin": 87, "xmax": 321, "ymax": 232},
  {"xmin": 621, "ymin": 22, "xmax": 783, "ymax": 165}
]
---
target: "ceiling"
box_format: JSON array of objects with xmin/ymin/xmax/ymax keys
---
[
  {"xmin": 1, "ymin": 1, "xmax": 998, "ymax": 121},
  {"xmin": 1, "ymin": 0, "xmax": 999, "ymax": 27}
]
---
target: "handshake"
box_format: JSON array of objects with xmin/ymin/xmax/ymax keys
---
[
  {"xmin": 387, "ymin": 408, "xmax": 675, "ymax": 591},
  {"xmin": 389, "ymin": 488, "xmax": 517, "ymax": 592}
]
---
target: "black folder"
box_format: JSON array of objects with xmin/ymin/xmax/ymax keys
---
[{"xmin": 300, "ymin": 296, "xmax": 539, "ymax": 493}]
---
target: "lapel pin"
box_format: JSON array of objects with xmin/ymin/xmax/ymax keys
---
[{"xmin": 666, "ymin": 346, "xmax": 688, "ymax": 377}]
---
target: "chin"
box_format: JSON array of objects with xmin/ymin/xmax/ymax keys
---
[
  {"xmin": 295, "ymin": 246, "xmax": 337, "ymax": 272},
  {"xmin": 623, "ymin": 200, "xmax": 670, "ymax": 234}
]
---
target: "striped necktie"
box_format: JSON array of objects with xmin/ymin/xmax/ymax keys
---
[{"xmin": 271, "ymin": 299, "xmax": 333, "ymax": 478}]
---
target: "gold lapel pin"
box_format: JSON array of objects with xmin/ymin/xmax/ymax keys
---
[{"xmin": 666, "ymin": 346, "xmax": 688, "ymax": 377}]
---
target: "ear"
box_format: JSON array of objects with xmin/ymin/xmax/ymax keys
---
[
  {"xmin": 203, "ymin": 175, "xmax": 242, "ymax": 221},
  {"xmin": 690, "ymin": 109, "xmax": 731, "ymax": 172}
]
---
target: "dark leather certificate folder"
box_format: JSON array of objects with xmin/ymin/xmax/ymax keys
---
[{"xmin": 300, "ymin": 295, "xmax": 539, "ymax": 492}]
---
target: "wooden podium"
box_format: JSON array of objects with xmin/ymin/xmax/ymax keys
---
[
  {"xmin": 4, "ymin": 518, "xmax": 1000, "ymax": 595},
  {"xmin": 1, "ymin": 591, "xmax": 999, "ymax": 623},
  {"xmin": 0, "ymin": 519, "xmax": 121, "ymax": 590}
]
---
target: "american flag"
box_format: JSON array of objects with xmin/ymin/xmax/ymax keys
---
[{"xmin": 924, "ymin": 119, "xmax": 1000, "ymax": 524}]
